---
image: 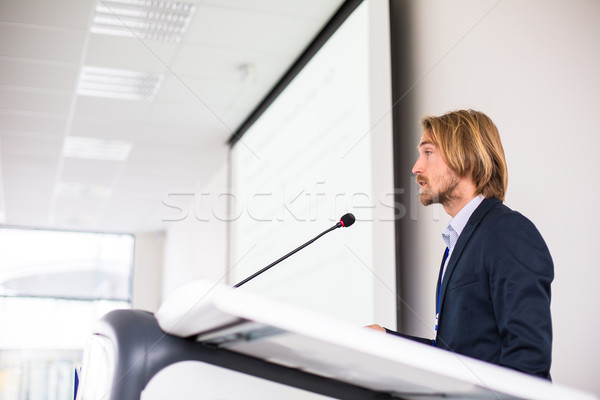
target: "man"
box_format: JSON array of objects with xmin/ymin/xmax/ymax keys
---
[{"xmin": 369, "ymin": 109, "xmax": 553, "ymax": 379}]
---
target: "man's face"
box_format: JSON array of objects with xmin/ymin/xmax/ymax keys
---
[{"xmin": 412, "ymin": 132, "xmax": 460, "ymax": 207}]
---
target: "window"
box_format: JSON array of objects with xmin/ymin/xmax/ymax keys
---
[{"xmin": 0, "ymin": 227, "xmax": 134, "ymax": 400}]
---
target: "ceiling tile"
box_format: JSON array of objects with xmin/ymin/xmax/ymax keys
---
[
  {"xmin": 1, "ymin": 141, "xmax": 62, "ymax": 170},
  {"xmin": 198, "ymin": 0, "xmax": 343, "ymax": 21},
  {"xmin": 222, "ymin": 82, "xmax": 274, "ymax": 114},
  {"xmin": 73, "ymin": 96, "xmax": 153, "ymax": 123},
  {"xmin": 185, "ymin": 5, "xmax": 324, "ymax": 56},
  {"xmin": 0, "ymin": 112, "xmax": 67, "ymax": 136},
  {"xmin": 126, "ymin": 141, "xmax": 204, "ymax": 164},
  {"xmin": 136, "ymin": 124, "xmax": 224, "ymax": 146},
  {"xmin": 54, "ymin": 194, "xmax": 107, "ymax": 212},
  {"xmin": 2, "ymin": 180, "xmax": 56, "ymax": 226},
  {"xmin": 122, "ymin": 145, "xmax": 226, "ymax": 186},
  {"xmin": 0, "ymin": 58, "xmax": 79, "ymax": 92},
  {"xmin": 52, "ymin": 213, "xmax": 100, "ymax": 230},
  {"xmin": 0, "ymin": 0, "xmax": 95, "ymax": 30},
  {"xmin": 171, "ymin": 44, "xmax": 292, "ymax": 86},
  {"xmin": 69, "ymin": 118, "xmax": 140, "ymax": 142},
  {"xmin": 156, "ymin": 75, "xmax": 241, "ymax": 108},
  {"xmin": 4, "ymin": 209, "xmax": 51, "ymax": 228},
  {"xmin": 53, "ymin": 199, "xmax": 105, "ymax": 224},
  {"xmin": 0, "ymin": 87, "xmax": 72, "ymax": 115},
  {"xmin": 0, "ymin": 132, "xmax": 63, "ymax": 158},
  {"xmin": 84, "ymin": 34, "xmax": 179, "ymax": 72},
  {"xmin": 2, "ymin": 175, "xmax": 55, "ymax": 195},
  {"xmin": 0, "ymin": 24, "xmax": 86, "ymax": 64},
  {"xmin": 59, "ymin": 157, "xmax": 124, "ymax": 186},
  {"xmin": 1, "ymin": 163, "xmax": 58, "ymax": 186},
  {"xmin": 145, "ymin": 102, "xmax": 229, "ymax": 131}
]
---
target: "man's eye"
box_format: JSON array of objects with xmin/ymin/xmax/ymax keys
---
[{"xmin": 425, "ymin": 151, "xmax": 432, "ymax": 156}]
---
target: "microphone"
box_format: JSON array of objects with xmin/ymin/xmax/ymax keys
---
[{"xmin": 233, "ymin": 213, "xmax": 356, "ymax": 288}]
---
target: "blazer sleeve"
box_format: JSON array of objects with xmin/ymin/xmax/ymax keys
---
[
  {"xmin": 486, "ymin": 212, "xmax": 554, "ymax": 379},
  {"xmin": 383, "ymin": 328, "xmax": 434, "ymax": 345}
]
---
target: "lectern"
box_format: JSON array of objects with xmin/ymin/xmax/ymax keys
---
[{"xmin": 75, "ymin": 280, "xmax": 596, "ymax": 400}]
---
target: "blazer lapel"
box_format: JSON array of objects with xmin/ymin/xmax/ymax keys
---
[{"xmin": 437, "ymin": 197, "xmax": 501, "ymax": 317}]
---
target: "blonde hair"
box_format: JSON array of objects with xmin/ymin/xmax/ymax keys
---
[{"xmin": 421, "ymin": 109, "xmax": 508, "ymax": 201}]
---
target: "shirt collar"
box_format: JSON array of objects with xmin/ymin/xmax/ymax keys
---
[{"xmin": 442, "ymin": 194, "xmax": 485, "ymax": 251}]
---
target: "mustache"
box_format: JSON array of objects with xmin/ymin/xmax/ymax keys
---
[{"xmin": 416, "ymin": 175, "xmax": 428, "ymax": 185}]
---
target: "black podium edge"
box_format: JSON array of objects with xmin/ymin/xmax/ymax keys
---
[{"xmin": 88, "ymin": 309, "xmax": 397, "ymax": 400}]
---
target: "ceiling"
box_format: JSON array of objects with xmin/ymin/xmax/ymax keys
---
[{"xmin": 0, "ymin": 0, "xmax": 345, "ymax": 234}]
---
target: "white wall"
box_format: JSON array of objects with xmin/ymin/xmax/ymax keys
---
[
  {"xmin": 161, "ymin": 162, "xmax": 229, "ymax": 300},
  {"xmin": 368, "ymin": 0, "xmax": 397, "ymax": 329},
  {"xmin": 401, "ymin": 0, "xmax": 600, "ymax": 395},
  {"xmin": 132, "ymin": 231, "xmax": 164, "ymax": 313}
]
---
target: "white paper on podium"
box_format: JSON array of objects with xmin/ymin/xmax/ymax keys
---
[{"xmin": 156, "ymin": 280, "xmax": 597, "ymax": 400}]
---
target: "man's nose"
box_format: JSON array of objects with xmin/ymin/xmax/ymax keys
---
[{"xmin": 412, "ymin": 157, "xmax": 423, "ymax": 175}]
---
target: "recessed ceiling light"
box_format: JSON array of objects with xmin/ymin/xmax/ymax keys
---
[
  {"xmin": 64, "ymin": 136, "xmax": 133, "ymax": 161},
  {"xmin": 91, "ymin": 0, "xmax": 196, "ymax": 43},
  {"xmin": 77, "ymin": 66, "xmax": 163, "ymax": 101}
]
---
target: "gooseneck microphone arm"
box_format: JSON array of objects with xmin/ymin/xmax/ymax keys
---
[{"xmin": 233, "ymin": 213, "xmax": 355, "ymax": 288}]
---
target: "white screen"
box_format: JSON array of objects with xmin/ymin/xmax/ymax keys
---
[{"xmin": 230, "ymin": 3, "xmax": 374, "ymax": 324}]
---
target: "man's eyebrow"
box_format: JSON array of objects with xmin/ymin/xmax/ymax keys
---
[{"xmin": 418, "ymin": 140, "xmax": 435, "ymax": 149}]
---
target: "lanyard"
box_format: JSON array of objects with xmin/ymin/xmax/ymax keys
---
[{"xmin": 433, "ymin": 247, "xmax": 449, "ymax": 345}]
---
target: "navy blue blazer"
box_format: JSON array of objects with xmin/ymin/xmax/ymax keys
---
[{"xmin": 388, "ymin": 197, "xmax": 553, "ymax": 379}]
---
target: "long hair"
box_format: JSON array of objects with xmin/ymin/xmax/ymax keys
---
[{"xmin": 421, "ymin": 109, "xmax": 508, "ymax": 201}]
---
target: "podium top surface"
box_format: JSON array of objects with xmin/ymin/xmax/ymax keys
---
[{"xmin": 155, "ymin": 280, "xmax": 596, "ymax": 400}]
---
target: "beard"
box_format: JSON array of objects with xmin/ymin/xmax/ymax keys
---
[{"xmin": 417, "ymin": 173, "xmax": 460, "ymax": 207}]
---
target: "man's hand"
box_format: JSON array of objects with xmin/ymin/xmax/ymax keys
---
[{"xmin": 365, "ymin": 324, "xmax": 386, "ymax": 332}]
